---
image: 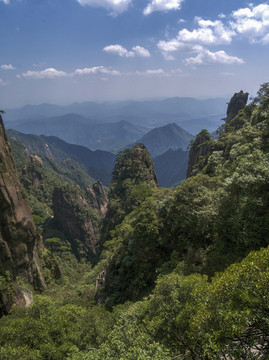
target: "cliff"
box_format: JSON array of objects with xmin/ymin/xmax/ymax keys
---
[
  {"xmin": 0, "ymin": 115, "xmax": 45, "ymax": 316},
  {"xmin": 52, "ymin": 182, "xmax": 107, "ymax": 263},
  {"xmin": 86, "ymin": 181, "xmax": 108, "ymax": 218},
  {"xmin": 186, "ymin": 129, "xmax": 213, "ymax": 178}
]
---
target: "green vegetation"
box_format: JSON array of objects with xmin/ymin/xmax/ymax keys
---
[{"xmin": 0, "ymin": 84, "xmax": 268, "ymax": 359}]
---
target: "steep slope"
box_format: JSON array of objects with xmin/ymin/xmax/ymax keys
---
[
  {"xmin": 0, "ymin": 115, "xmax": 46, "ymax": 316},
  {"xmin": 134, "ymin": 123, "xmax": 193, "ymax": 157},
  {"xmin": 186, "ymin": 129, "xmax": 213, "ymax": 178},
  {"xmin": 186, "ymin": 90, "xmax": 249, "ymax": 178},
  {"xmin": 7, "ymin": 129, "xmax": 115, "ymax": 185},
  {"xmin": 52, "ymin": 182, "xmax": 108, "ymax": 263},
  {"xmin": 99, "ymin": 85, "xmax": 269, "ymax": 309}
]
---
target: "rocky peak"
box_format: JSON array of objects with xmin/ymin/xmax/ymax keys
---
[
  {"xmin": 226, "ymin": 90, "xmax": 249, "ymax": 123},
  {"xmin": 0, "ymin": 115, "xmax": 46, "ymax": 316},
  {"xmin": 186, "ymin": 129, "xmax": 213, "ymax": 178},
  {"xmin": 86, "ymin": 181, "xmax": 108, "ymax": 218}
]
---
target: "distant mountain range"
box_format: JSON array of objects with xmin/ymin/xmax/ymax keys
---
[
  {"xmin": 4, "ymin": 97, "xmax": 227, "ymax": 135},
  {"xmin": 6, "ymin": 115, "xmax": 149, "ymax": 153}
]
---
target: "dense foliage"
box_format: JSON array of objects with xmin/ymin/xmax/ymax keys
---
[{"xmin": 0, "ymin": 84, "xmax": 268, "ymax": 359}]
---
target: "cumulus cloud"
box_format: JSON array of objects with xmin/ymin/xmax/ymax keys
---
[
  {"xmin": 103, "ymin": 44, "xmax": 134, "ymax": 57},
  {"xmin": 103, "ymin": 44, "xmax": 150, "ymax": 57},
  {"xmin": 132, "ymin": 46, "xmax": 151, "ymax": 57},
  {"xmin": 74, "ymin": 66, "xmax": 120, "ymax": 76},
  {"xmin": 22, "ymin": 68, "xmax": 68, "ymax": 79},
  {"xmin": 185, "ymin": 49, "xmax": 244, "ymax": 67},
  {"xmin": 158, "ymin": 16, "xmax": 235, "ymax": 61},
  {"xmin": 158, "ymin": 39, "xmax": 203, "ymax": 53},
  {"xmin": 231, "ymin": 3, "xmax": 269, "ymax": 43},
  {"xmin": 176, "ymin": 18, "xmax": 234, "ymax": 46},
  {"xmin": 0, "ymin": 64, "xmax": 15, "ymax": 70},
  {"xmin": 75, "ymin": 0, "xmax": 131, "ymax": 15},
  {"xmin": 143, "ymin": 0, "xmax": 183, "ymax": 15}
]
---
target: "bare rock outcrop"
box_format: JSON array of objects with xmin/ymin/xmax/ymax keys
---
[
  {"xmin": 52, "ymin": 185, "xmax": 104, "ymax": 263},
  {"xmin": 0, "ymin": 115, "xmax": 46, "ymax": 316},
  {"xmin": 86, "ymin": 181, "xmax": 108, "ymax": 218},
  {"xmin": 226, "ymin": 90, "xmax": 249, "ymax": 123},
  {"xmin": 186, "ymin": 130, "xmax": 212, "ymax": 178}
]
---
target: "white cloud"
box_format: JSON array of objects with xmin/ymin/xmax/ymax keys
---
[
  {"xmin": 144, "ymin": 0, "xmax": 183, "ymax": 15},
  {"xmin": 0, "ymin": 0, "xmax": 10, "ymax": 4},
  {"xmin": 158, "ymin": 17, "xmax": 235, "ymax": 60},
  {"xmin": 103, "ymin": 44, "xmax": 134, "ymax": 57},
  {"xmin": 185, "ymin": 49, "xmax": 244, "ymax": 67},
  {"xmin": 20, "ymin": 66, "xmax": 121, "ymax": 79},
  {"xmin": 231, "ymin": 3, "xmax": 269, "ymax": 43},
  {"xmin": 0, "ymin": 64, "xmax": 15, "ymax": 70},
  {"xmin": 132, "ymin": 46, "xmax": 151, "ymax": 57},
  {"xmin": 177, "ymin": 18, "xmax": 235, "ymax": 45},
  {"xmin": 74, "ymin": 66, "xmax": 120, "ymax": 76},
  {"xmin": 158, "ymin": 39, "xmax": 203, "ymax": 53},
  {"xmin": 103, "ymin": 44, "xmax": 150, "ymax": 57},
  {"xmin": 75, "ymin": 0, "xmax": 131, "ymax": 15},
  {"xmin": 22, "ymin": 68, "xmax": 69, "ymax": 79},
  {"xmin": 136, "ymin": 69, "xmax": 167, "ymax": 76}
]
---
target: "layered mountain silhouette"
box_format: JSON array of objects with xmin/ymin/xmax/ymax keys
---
[
  {"xmin": 7, "ymin": 116, "xmax": 148, "ymax": 153},
  {"xmin": 132, "ymin": 123, "xmax": 193, "ymax": 158},
  {"xmin": 5, "ymin": 97, "xmax": 226, "ymax": 135}
]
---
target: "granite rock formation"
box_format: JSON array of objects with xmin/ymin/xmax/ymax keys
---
[
  {"xmin": 186, "ymin": 129, "xmax": 212, "ymax": 178},
  {"xmin": 52, "ymin": 184, "xmax": 105, "ymax": 263},
  {"xmin": 226, "ymin": 90, "xmax": 249, "ymax": 123},
  {"xmin": 86, "ymin": 181, "xmax": 108, "ymax": 218},
  {"xmin": 0, "ymin": 115, "xmax": 46, "ymax": 316}
]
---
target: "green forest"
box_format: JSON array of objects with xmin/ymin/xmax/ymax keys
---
[{"xmin": 0, "ymin": 84, "xmax": 269, "ymax": 359}]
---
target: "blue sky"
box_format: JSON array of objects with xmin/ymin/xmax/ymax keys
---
[{"xmin": 0, "ymin": 0, "xmax": 268, "ymax": 107}]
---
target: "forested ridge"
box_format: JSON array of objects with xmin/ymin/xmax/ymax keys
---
[{"xmin": 0, "ymin": 84, "xmax": 268, "ymax": 359}]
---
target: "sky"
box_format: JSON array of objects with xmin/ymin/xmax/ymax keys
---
[{"xmin": 0, "ymin": 0, "xmax": 269, "ymax": 107}]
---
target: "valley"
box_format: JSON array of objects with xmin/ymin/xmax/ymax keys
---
[{"xmin": 0, "ymin": 87, "xmax": 269, "ymax": 359}]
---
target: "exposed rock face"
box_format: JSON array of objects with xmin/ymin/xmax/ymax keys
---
[
  {"xmin": 0, "ymin": 115, "xmax": 46, "ymax": 316},
  {"xmin": 52, "ymin": 185, "xmax": 103, "ymax": 263},
  {"xmin": 186, "ymin": 91, "xmax": 249, "ymax": 178},
  {"xmin": 86, "ymin": 181, "xmax": 108, "ymax": 218},
  {"xmin": 186, "ymin": 130, "xmax": 212, "ymax": 178},
  {"xmin": 226, "ymin": 90, "xmax": 249, "ymax": 123}
]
